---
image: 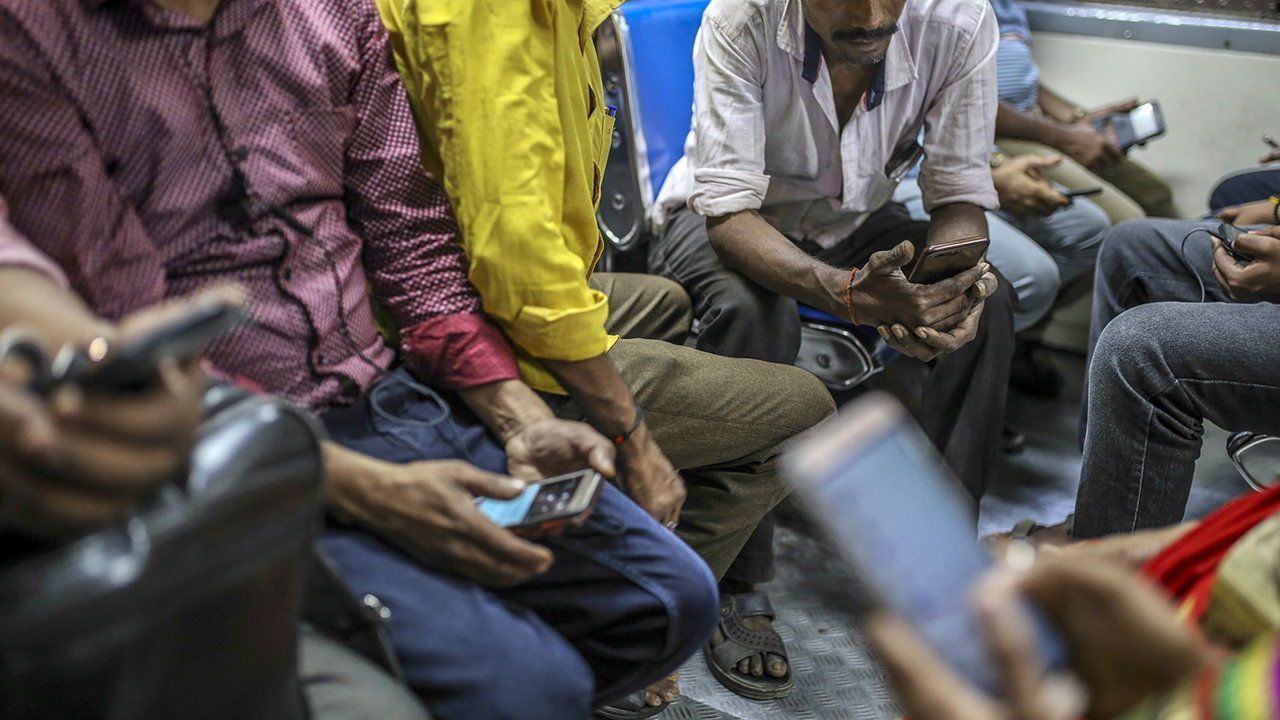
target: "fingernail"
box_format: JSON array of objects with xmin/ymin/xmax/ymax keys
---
[
  {"xmin": 509, "ymin": 479, "xmax": 527, "ymax": 492},
  {"xmin": 915, "ymin": 328, "xmax": 927, "ymax": 339},
  {"xmin": 893, "ymin": 326, "xmax": 907, "ymax": 340},
  {"xmin": 877, "ymin": 326, "xmax": 889, "ymax": 340}
]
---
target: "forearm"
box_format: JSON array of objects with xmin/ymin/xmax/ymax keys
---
[
  {"xmin": 996, "ymin": 101, "xmax": 1064, "ymax": 147},
  {"xmin": 927, "ymin": 203, "xmax": 990, "ymax": 247},
  {"xmin": 540, "ymin": 353, "xmax": 640, "ymax": 436},
  {"xmin": 1036, "ymin": 87, "xmax": 1078, "ymax": 123},
  {"xmin": 457, "ymin": 379, "xmax": 555, "ymax": 443},
  {"xmin": 0, "ymin": 267, "xmax": 111, "ymax": 350},
  {"xmin": 707, "ymin": 210, "xmax": 848, "ymax": 318}
]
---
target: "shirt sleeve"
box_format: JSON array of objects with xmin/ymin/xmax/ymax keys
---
[
  {"xmin": 0, "ymin": 11, "xmax": 165, "ymax": 320},
  {"xmin": 918, "ymin": 3, "xmax": 1000, "ymax": 213},
  {"xmin": 345, "ymin": 4, "xmax": 518, "ymax": 389},
  {"xmin": 686, "ymin": 17, "xmax": 772, "ymax": 218},
  {"xmin": 1120, "ymin": 632, "xmax": 1278, "ymax": 720},
  {"xmin": 382, "ymin": 0, "xmax": 613, "ymax": 364}
]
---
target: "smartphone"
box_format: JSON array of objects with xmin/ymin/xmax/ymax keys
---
[
  {"xmin": 1210, "ymin": 222, "xmax": 1254, "ymax": 263},
  {"xmin": 66, "ymin": 301, "xmax": 246, "ymax": 393},
  {"xmin": 1095, "ymin": 101, "xmax": 1165, "ymax": 151},
  {"xmin": 475, "ymin": 470, "xmax": 603, "ymax": 538},
  {"xmin": 1062, "ymin": 187, "xmax": 1103, "ymax": 198},
  {"xmin": 907, "ymin": 236, "xmax": 990, "ymax": 284},
  {"xmin": 785, "ymin": 392, "xmax": 1067, "ymax": 695}
]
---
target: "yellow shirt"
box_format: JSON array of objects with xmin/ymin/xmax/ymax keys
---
[{"xmin": 376, "ymin": 0, "xmax": 621, "ymax": 394}]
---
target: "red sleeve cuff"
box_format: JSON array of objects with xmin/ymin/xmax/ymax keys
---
[{"xmin": 400, "ymin": 314, "xmax": 520, "ymax": 391}]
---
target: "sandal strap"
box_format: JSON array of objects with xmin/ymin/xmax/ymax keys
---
[
  {"xmin": 728, "ymin": 591, "xmax": 775, "ymax": 621},
  {"xmin": 709, "ymin": 592, "xmax": 786, "ymax": 668}
]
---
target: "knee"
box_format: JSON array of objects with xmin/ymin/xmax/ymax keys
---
[
  {"xmin": 1095, "ymin": 219, "xmax": 1159, "ymax": 278},
  {"xmin": 701, "ymin": 277, "xmax": 800, "ymax": 362},
  {"xmin": 647, "ymin": 275, "xmax": 695, "ymax": 331},
  {"xmin": 780, "ymin": 364, "xmax": 837, "ymax": 430},
  {"xmin": 1007, "ymin": 252, "xmax": 1060, "ymax": 333},
  {"xmin": 1089, "ymin": 304, "xmax": 1177, "ymax": 397}
]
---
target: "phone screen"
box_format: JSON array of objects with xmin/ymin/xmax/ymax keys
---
[
  {"xmin": 789, "ymin": 397, "xmax": 1065, "ymax": 693},
  {"xmin": 1128, "ymin": 103, "xmax": 1160, "ymax": 140},
  {"xmin": 475, "ymin": 476, "xmax": 583, "ymax": 527}
]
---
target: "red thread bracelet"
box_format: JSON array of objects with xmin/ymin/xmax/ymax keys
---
[{"xmin": 844, "ymin": 267, "xmax": 860, "ymax": 324}]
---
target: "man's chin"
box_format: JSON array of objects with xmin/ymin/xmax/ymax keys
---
[{"xmin": 840, "ymin": 50, "xmax": 888, "ymax": 66}]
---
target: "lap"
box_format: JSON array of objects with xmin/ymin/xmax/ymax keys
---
[
  {"xmin": 589, "ymin": 272, "xmax": 691, "ymax": 343},
  {"xmin": 298, "ymin": 625, "xmax": 432, "ymax": 720}
]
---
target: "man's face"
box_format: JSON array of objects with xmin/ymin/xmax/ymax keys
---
[{"xmin": 804, "ymin": 0, "xmax": 908, "ymax": 66}]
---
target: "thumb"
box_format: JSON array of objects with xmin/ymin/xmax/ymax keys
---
[
  {"xmin": 1028, "ymin": 154, "xmax": 1063, "ymax": 170},
  {"xmin": 565, "ymin": 422, "xmax": 618, "ymax": 478},
  {"xmin": 452, "ymin": 465, "xmax": 528, "ymax": 499},
  {"xmin": 865, "ymin": 240, "xmax": 915, "ymax": 273}
]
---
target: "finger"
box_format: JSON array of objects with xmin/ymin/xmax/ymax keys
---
[
  {"xmin": 974, "ymin": 572, "xmax": 1071, "ymax": 720},
  {"xmin": 1027, "ymin": 154, "xmax": 1063, "ymax": 171},
  {"xmin": 70, "ymin": 360, "xmax": 204, "ymax": 445},
  {"xmin": 920, "ymin": 293, "xmax": 971, "ymax": 327},
  {"xmin": 916, "ymin": 301, "xmax": 984, "ymax": 353},
  {"xmin": 116, "ymin": 284, "xmax": 248, "ymax": 341},
  {"xmin": 1231, "ymin": 230, "xmax": 1280, "ymax": 258},
  {"xmin": 48, "ymin": 429, "xmax": 186, "ymax": 495},
  {"xmin": 866, "ymin": 612, "xmax": 997, "ymax": 720},
  {"xmin": 926, "ymin": 262, "xmax": 987, "ymax": 302},
  {"xmin": 568, "ymin": 424, "xmax": 617, "ymax": 478},
  {"xmin": 885, "ymin": 326, "xmax": 941, "ymax": 363},
  {"xmin": 0, "ymin": 384, "xmax": 58, "ymax": 462},
  {"xmin": 451, "ymin": 464, "xmax": 528, "ymax": 499},
  {"xmin": 0, "ymin": 457, "xmax": 136, "ymax": 533},
  {"xmin": 865, "ymin": 240, "xmax": 916, "ymax": 273},
  {"xmin": 458, "ymin": 505, "xmax": 555, "ymax": 575},
  {"xmin": 1212, "ymin": 262, "xmax": 1238, "ymax": 301}
]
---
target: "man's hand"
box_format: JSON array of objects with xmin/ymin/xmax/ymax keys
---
[
  {"xmin": 866, "ymin": 556, "xmax": 1217, "ymax": 720},
  {"xmin": 504, "ymin": 417, "xmax": 616, "ymax": 482},
  {"xmin": 1078, "ymin": 98, "xmax": 1139, "ymax": 128},
  {"xmin": 1212, "ymin": 225, "xmax": 1280, "ymax": 302},
  {"xmin": 1052, "ymin": 122, "xmax": 1121, "ymax": 170},
  {"xmin": 1261, "ymin": 147, "xmax": 1280, "ymax": 164},
  {"xmin": 993, "ymin": 155, "xmax": 1070, "ymax": 217},
  {"xmin": 845, "ymin": 241, "xmax": 998, "ymax": 361},
  {"xmin": 327, "ymin": 450, "xmax": 555, "ymax": 588},
  {"xmin": 1217, "ymin": 200, "xmax": 1277, "ymax": 227},
  {"xmin": 0, "ymin": 359, "xmax": 204, "ymax": 538},
  {"xmin": 618, "ymin": 424, "xmax": 686, "ymax": 528}
]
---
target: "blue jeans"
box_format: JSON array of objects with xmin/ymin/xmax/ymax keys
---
[
  {"xmin": 318, "ymin": 369, "xmax": 719, "ymax": 720},
  {"xmin": 1075, "ymin": 219, "xmax": 1280, "ymax": 537}
]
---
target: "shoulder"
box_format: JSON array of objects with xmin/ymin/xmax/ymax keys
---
[
  {"xmin": 702, "ymin": 0, "xmax": 779, "ymax": 45},
  {"xmin": 901, "ymin": 0, "xmax": 991, "ymax": 44}
]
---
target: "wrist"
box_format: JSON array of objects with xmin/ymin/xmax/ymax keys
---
[{"xmin": 322, "ymin": 442, "xmax": 391, "ymax": 525}]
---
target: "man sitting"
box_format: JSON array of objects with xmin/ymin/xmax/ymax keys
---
[
  {"xmin": 649, "ymin": 0, "xmax": 1014, "ymax": 696},
  {"xmin": 988, "ymin": 0, "xmax": 1175, "ymax": 221},
  {"xmin": 374, "ymin": 0, "xmax": 837, "ymax": 711},
  {"xmin": 1072, "ymin": 216, "xmax": 1280, "ymax": 538},
  {"xmin": 0, "ymin": 3, "xmax": 718, "ymax": 719}
]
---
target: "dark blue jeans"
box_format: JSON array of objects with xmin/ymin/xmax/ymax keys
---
[{"xmin": 318, "ymin": 369, "xmax": 718, "ymax": 720}]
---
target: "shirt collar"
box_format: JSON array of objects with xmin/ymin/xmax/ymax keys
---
[
  {"xmin": 582, "ymin": 0, "xmax": 625, "ymax": 45},
  {"xmin": 788, "ymin": 0, "xmax": 917, "ymax": 107}
]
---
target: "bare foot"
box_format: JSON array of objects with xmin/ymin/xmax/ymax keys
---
[{"xmin": 643, "ymin": 674, "xmax": 679, "ymax": 707}]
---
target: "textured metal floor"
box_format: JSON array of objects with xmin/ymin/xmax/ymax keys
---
[{"xmin": 658, "ymin": 350, "xmax": 1251, "ymax": 720}]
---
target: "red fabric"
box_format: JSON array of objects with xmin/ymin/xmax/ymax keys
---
[
  {"xmin": 1142, "ymin": 484, "xmax": 1280, "ymax": 621},
  {"xmin": 401, "ymin": 314, "xmax": 519, "ymax": 391}
]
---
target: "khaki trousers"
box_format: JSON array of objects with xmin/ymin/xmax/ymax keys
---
[
  {"xmin": 997, "ymin": 137, "xmax": 1177, "ymax": 221},
  {"xmin": 546, "ymin": 272, "xmax": 836, "ymax": 579}
]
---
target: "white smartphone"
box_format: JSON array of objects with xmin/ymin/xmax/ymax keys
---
[{"xmin": 785, "ymin": 392, "xmax": 1067, "ymax": 694}]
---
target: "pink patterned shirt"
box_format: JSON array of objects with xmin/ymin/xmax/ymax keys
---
[{"xmin": 0, "ymin": 0, "xmax": 518, "ymax": 410}]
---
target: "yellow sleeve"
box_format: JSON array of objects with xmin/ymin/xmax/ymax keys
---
[{"xmin": 377, "ymin": 0, "xmax": 611, "ymax": 365}]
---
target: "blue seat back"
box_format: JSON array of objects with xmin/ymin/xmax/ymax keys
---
[{"xmin": 616, "ymin": 0, "xmax": 709, "ymax": 200}]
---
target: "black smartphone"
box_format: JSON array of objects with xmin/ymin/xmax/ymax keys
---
[
  {"xmin": 69, "ymin": 301, "xmax": 247, "ymax": 393},
  {"xmin": 1094, "ymin": 102, "xmax": 1166, "ymax": 151},
  {"xmin": 1062, "ymin": 187, "xmax": 1103, "ymax": 198},
  {"xmin": 475, "ymin": 470, "xmax": 604, "ymax": 538},
  {"xmin": 907, "ymin": 236, "xmax": 990, "ymax": 285},
  {"xmin": 1210, "ymin": 222, "xmax": 1254, "ymax": 264}
]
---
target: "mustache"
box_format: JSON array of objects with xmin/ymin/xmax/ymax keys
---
[{"xmin": 831, "ymin": 23, "xmax": 899, "ymax": 42}]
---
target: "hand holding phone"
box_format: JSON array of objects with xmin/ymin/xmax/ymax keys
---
[
  {"xmin": 475, "ymin": 469, "xmax": 603, "ymax": 538},
  {"xmin": 1093, "ymin": 102, "xmax": 1166, "ymax": 152}
]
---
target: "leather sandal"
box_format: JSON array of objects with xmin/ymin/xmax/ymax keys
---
[
  {"xmin": 593, "ymin": 691, "xmax": 667, "ymax": 719},
  {"xmin": 704, "ymin": 591, "xmax": 793, "ymax": 700}
]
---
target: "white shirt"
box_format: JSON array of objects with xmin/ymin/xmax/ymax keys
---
[{"xmin": 654, "ymin": 0, "xmax": 1000, "ymax": 249}]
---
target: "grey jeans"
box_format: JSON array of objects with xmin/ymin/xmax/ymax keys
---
[
  {"xmin": 1074, "ymin": 218, "xmax": 1280, "ymax": 538},
  {"xmin": 300, "ymin": 625, "xmax": 431, "ymax": 720}
]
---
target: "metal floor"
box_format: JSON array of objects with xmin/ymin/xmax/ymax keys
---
[{"xmin": 659, "ymin": 350, "xmax": 1252, "ymax": 720}]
